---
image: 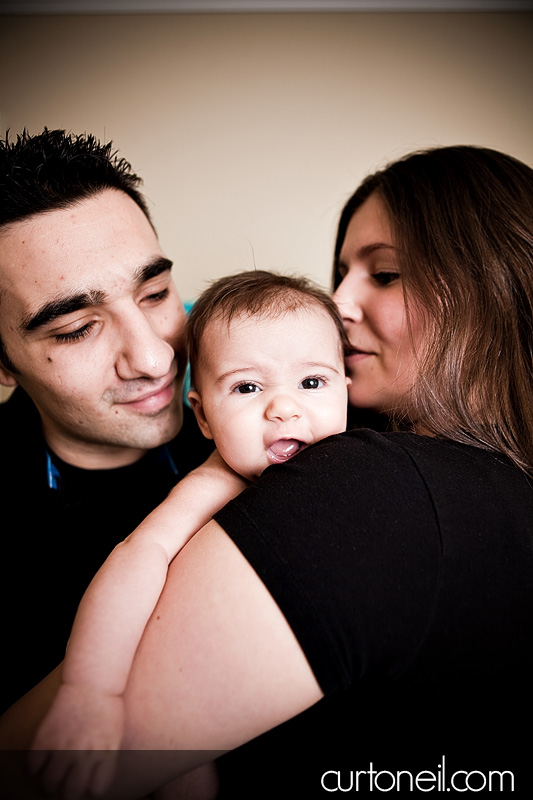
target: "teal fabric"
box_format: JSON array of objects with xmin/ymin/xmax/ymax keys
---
[{"xmin": 184, "ymin": 301, "xmax": 193, "ymax": 406}]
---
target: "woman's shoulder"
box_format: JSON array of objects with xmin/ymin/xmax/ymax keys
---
[
  {"xmin": 312, "ymin": 427, "xmax": 533, "ymax": 528},
  {"xmin": 314, "ymin": 426, "xmax": 526, "ymax": 477},
  {"xmin": 218, "ymin": 428, "xmax": 533, "ymax": 545}
]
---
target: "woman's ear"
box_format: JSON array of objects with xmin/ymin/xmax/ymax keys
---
[{"xmin": 187, "ymin": 389, "xmax": 214, "ymax": 440}]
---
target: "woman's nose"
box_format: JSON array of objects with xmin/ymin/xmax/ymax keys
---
[
  {"xmin": 333, "ymin": 274, "xmax": 364, "ymax": 324},
  {"xmin": 265, "ymin": 393, "xmax": 302, "ymax": 422}
]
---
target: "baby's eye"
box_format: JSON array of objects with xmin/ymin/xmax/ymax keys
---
[
  {"xmin": 233, "ymin": 382, "xmax": 260, "ymax": 394},
  {"xmin": 299, "ymin": 377, "xmax": 324, "ymax": 390},
  {"xmin": 372, "ymin": 271, "xmax": 400, "ymax": 286}
]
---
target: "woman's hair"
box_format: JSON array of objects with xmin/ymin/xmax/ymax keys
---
[
  {"xmin": 333, "ymin": 145, "xmax": 533, "ymax": 476},
  {"xmin": 187, "ymin": 269, "xmax": 349, "ymax": 390}
]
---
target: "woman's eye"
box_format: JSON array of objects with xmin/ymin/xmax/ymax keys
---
[
  {"xmin": 233, "ymin": 383, "xmax": 260, "ymax": 394},
  {"xmin": 336, "ymin": 263, "xmax": 348, "ymax": 282},
  {"xmin": 372, "ymin": 271, "xmax": 400, "ymax": 286},
  {"xmin": 300, "ymin": 377, "xmax": 324, "ymax": 390},
  {"xmin": 54, "ymin": 323, "xmax": 94, "ymax": 343}
]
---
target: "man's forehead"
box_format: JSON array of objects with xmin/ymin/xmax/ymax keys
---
[
  {"xmin": 0, "ymin": 190, "xmax": 170, "ymax": 327},
  {"xmin": 14, "ymin": 257, "xmax": 173, "ymax": 334},
  {"xmin": 0, "ymin": 189, "xmax": 156, "ymax": 272}
]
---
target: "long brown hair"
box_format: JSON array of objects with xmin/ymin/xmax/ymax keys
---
[{"xmin": 333, "ymin": 145, "xmax": 533, "ymax": 475}]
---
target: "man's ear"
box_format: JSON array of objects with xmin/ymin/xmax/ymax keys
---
[
  {"xmin": 0, "ymin": 363, "xmax": 19, "ymax": 388},
  {"xmin": 187, "ymin": 389, "xmax": 214, "ymax": 440}
]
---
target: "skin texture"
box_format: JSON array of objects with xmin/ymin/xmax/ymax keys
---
[
  {"xmin": 333, "ymin": 192, "xmax": 422, "ymax": 415},
  {"xmin": 188, "ymin": 306, "xmax": 350, "ymax": 480},
  {"xmin": 0, "ymin": 189, "xmax": 186, "ymax": 468}
]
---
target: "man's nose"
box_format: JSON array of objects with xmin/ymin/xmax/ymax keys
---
[
  {"xmin": 265, "ymin": 392, "xmax": 302, "ymax": 422},
  {"xmin": 115, "ymin": 311, "xmax": 175, "ymax": 380},
  {"xmin": 333, "ymin": 274, "xmax": 364, "ymax": 324}
]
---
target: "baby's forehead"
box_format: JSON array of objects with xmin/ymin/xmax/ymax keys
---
[
  {"xmin": 196, "ymin": 303, "xmax": 344, "ymax": 370},
  {"xmin": 205, "ymin": 302, "xmax": 337, "ymax": 336}
]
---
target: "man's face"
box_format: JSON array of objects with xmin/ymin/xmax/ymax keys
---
[{"xmin": 0, "ymin": 189, "xmax": 187, "ymax": 468}]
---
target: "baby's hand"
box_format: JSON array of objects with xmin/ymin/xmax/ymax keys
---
[{"xmin": 27, "ymin": 682, "xmax": 125, "ymax": 800}]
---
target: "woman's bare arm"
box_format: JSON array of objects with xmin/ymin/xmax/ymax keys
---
[{"xmin": 0, "ymin": 520, "xmax": 323, "ymax": 800}]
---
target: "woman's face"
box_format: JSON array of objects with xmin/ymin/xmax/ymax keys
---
[{"xmin": 333, "ymin": 191, "xmax": 423, "ymax": 415}]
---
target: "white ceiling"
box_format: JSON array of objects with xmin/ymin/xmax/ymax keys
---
[{"xmin": 0, "ymin": 1, "xmax": 531, "ymax": 14}]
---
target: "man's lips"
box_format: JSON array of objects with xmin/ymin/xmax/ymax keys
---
[{"xmin": 114, "ymin": 373, "xmax": 177, "ymax": 413}]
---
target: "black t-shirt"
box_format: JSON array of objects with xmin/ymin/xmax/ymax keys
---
[
  {"xmin": 1, "ymin": 389, "xmax": 213, "ymax": 713},
  {"xmin": 215, "ymin": 430, "xmax": 533, "ymax": 796}
]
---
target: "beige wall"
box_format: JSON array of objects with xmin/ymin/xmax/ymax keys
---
[{"xmin": 1, "ymin": 11, "xmax": 532, "ymax": 399}]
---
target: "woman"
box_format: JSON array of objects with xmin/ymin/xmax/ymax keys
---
[
  {"xmin": 334, "ymin": 145, "xmax": 533, "ymax": 472},
  {"xmin": 1, "ymin": 145, "xmax": 532, "ymax": 799}
]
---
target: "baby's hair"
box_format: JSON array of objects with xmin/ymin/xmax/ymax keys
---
[{"xmin": 187, "ymin": 269, "xmax": 349, "ymax": 390}]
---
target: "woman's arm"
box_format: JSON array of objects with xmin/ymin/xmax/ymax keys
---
[
  {"xmin": 27, "ymin": 452, "xmax": 248, "ymax": 797},
  {"xmin": 0, "ymin": 520, "xmax": 323, "ymax": 800},
  {"xmin": 114, "ymin": 520, "xmax": 324, "ymax": 795}
]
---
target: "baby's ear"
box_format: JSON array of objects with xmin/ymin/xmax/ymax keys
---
[{"xmin": 187, "ymin": 389, "xmax": 214, "ymax": 440}]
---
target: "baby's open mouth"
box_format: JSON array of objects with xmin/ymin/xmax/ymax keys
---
[{"xmin": 267, "ymin": 439, "xmax": 306, "ymax": 464}]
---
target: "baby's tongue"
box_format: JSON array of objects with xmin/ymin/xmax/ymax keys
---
[{"xmin": 269, "ymin": 439, "xmax": 301, "ymax": 459}]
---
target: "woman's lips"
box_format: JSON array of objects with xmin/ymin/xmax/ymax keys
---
[{"xmin": 345, "ymin": 348, "xmax": 373, "ymax": 364}]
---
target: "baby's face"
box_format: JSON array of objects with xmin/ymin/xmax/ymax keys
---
[{"xmin": 188, "ymin": 306, "xmax": 350, "ymax": 480}]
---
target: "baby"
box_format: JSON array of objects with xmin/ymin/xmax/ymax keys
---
[
  {"xmin": 29, "ymin": 270, "xmax": 350, "ymax": 799},
  {"xmin": 186, "ymin": 269, "xmax": 350, "ymax": 480}
]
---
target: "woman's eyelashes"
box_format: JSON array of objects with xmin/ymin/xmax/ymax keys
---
[
  {"xmin": 335, "ymin": 263, "xmax": 400, "ymax": 288},
  {"xmin": 371, "ymin": 270, "xmax": 400, "ymax": 286}
]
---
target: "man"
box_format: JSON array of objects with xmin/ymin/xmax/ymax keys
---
[{"xmin": 0, "ymin": 129, "xmax": 213, "ymax": 713}]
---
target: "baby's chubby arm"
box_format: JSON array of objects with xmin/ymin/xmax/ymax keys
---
[{"xmin": 28, "ymin": 450, "xmax": 248, "ymax": 799}]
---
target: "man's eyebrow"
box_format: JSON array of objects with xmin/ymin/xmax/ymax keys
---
[
  {"xmin": 134, "ymin": 257, "xmax": 173, "ymax": 286},
  {"xmin": 22, "ymin": 291, "xmax": 106, "ymax": 334},
  {"xmin": 21, "ymin": 257, "xmax": 173, "ymax": 334}
]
